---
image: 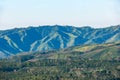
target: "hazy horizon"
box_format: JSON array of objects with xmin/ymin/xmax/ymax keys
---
[{"xmin": 0, "ymin": 0, "xmax": 120, "ymax": 30}]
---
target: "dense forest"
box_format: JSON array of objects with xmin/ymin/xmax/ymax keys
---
[{"xmin": 0, "ymin": 58, "xmax": 120, "ymax": 80}]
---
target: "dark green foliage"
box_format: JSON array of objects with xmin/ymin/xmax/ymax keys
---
[{"xmin": 0, "ymin": 58, "xmax": 120, "ymax": 80}]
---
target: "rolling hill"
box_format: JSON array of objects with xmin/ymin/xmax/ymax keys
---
[{"xmin": 11, "ymin": 41, "xmax": 120, "ymax": 61}]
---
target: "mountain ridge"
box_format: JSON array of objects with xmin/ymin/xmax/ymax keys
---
[{"xmin": 0, "ymin": 25, "xmax": 120, "ymax": 58}]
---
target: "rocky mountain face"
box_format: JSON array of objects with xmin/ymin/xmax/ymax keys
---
[{"xmin": 0, "ymin": 25, "xmax": 120, "ymax": 58}]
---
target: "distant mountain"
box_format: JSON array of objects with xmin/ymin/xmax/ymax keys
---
[{"xmin": 0, "ymin": 25, "xmax": 120, "ymax": 58}]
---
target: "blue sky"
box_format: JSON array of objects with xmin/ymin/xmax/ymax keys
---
[{"xmin": 0, "ymin": 0, "xmax": 120, "ymax": 30}]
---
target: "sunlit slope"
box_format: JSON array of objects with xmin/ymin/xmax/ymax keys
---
[
  {"xmin": 11, "ymin": 42, "xmax": 120, "ymax": 60},
  {"xmin": 50, "ymin": 42, "xmax": 120, "ymax": 60},
  {"xmin": 73, "ymin": 42, "xmax": 120, "ymax": 60}
]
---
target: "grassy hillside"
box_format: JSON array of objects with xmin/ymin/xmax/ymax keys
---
[{"xmin": 12, "ymin": 41, "xmax": 120, "ymax": 60}]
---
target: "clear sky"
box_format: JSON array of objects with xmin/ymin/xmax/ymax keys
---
[{"xmin": 0, "ymin": 0, "xmax": 120, "ymax": 30}]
